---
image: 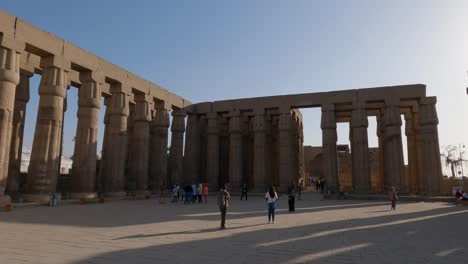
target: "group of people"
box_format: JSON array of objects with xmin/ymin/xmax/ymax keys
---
[
  {"xmin": 159, "ymin": 182, "xmax": 209, "ymax": 204},
  {"xmin": 455, "ymin": 189, "xmax": 468, "ymax": 202},
  {"xmin": 216, "ymin": 184, "xmax": 289, "ymax": 229},
  {"xmin": 313, "ymin": 177, "xmax": 326, "ymax": 193}
]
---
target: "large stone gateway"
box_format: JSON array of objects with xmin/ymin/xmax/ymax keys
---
[{"xmin": 0, "ymin": 9, "xmax": 443, "ymax": 203}]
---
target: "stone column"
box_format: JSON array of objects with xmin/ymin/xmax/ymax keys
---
[
  {"xmin": 0, "ymin": 45, "xmax": 20, "ymax": 201},
  {"xmin": 253, "ymin": 112, "xmax": 266, "ymax": 192},
  {"xmin": 350, "ymin": 100, "xmax": 371, "ymax": 193},
  {"xmin": 70, "ymin": 72, "xmax": 102, "ymax": 199},
  {"xmin": 278, "ymin": 111, "xmax": 294, "ymax": 192},
  {"xmin": 168, "ymin": 109, "xmax": 186, "ymax": 185},
  {"xmin": 405, "ymin": 110, "xmax": 419, "ymax": 194},
  {"xmin": 97, "ymin": 97, "xmax": 110, "ymax": 194},
  {"xmin": 418, "ymin": 97, "xmax": 442, "ymax": 194},
  {"xmin": 206, "ymin": 112, "xmax": 219, "ymax": 190},
  {"xmin": 382, "ymin": 98, "xmax": 405, "ymax": 193},
  {"xmin": 183, "ymin": 113, "xmax": 200, "ymax": 185},
  {"xmin": 130, "ymin": 94, "xmax": 152, "ymax": 196},
  {"xmin": 149, "ymin": 107, "xmax": 169, "ymax": 192},
  {"xmin": 374, "ymin": 115, "xmax": 385, "ymax": 193},
  {"xmin": 103, "ymin": 85, "xmax": 129, "ymax": 198},
  {"xmin": 25, "ymin": 57, "xmax": 69, "ymax": 203},
  {"xmin": 6, "ymin": 71, "xmax": 31, "ymax": 197},
  {"xmin": 229, "ymin": 111, "xmax": 243, "ymax": 190},
  {"xmin": 321, "ymin": 104, "xmax": 338, "ymax": 193}
]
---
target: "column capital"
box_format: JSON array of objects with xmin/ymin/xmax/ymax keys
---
[
  {"xmin": 109, "ymin": 91, "xmax": 129, "ymax": 116},
  {"xmin": 278, "ymin": 112, "xmax": 292, "ymax": 131},
  {"xmin": 15, "ymin": 72, "xmax": 31, "ymax": 103},
  {"xmin": 229, "ymin": 112, "xmax": 242, "ymax": 133},
  {"xmin": 206, "ymin": 112, "xmax": 219, "ymax": 135},
  {"xmin": 78, "ymin": 71, "xmax": 102, "ymax": 109},
  {"xmin": 419, "ymin": 97, "xmax": 438, "ymax": 126},
  {"xmin": 38, "ymin": 66, "xmax": 68, "ymax": 98},
  {"xmin": 134, "ymin": 94, "xmax": 153, "ymax": 122},
  {"xmin": 253, "ymin": 114, "xmax": 266, "ymax": 132},
  {"xmin": 321, "ymin": 104, "xmax": 336, "ymax": 130},
  {"xmin": 0, "ymin": 46, "xmax": 21, "ymax": 85},
  {"xmin": 171, "ymin": 109, "xmax": 186, "ymax": 132}
]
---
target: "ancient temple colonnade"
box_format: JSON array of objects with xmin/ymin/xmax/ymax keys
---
[
  {"xmin": 0, "ymin": 10, "xmax": 444, "ymax": 204},
  {"xmin": 0, "ymin": 10, "xmax": 190, "ymax": 203}
]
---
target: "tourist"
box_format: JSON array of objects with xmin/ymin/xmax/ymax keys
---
[
  {"xmin": 389, "ymin": 186, "xmax": 398, "ymax": 210},
  {"xmin": 241, "ymin": 183, "xmax": 248, "ymax": 200},
  {"xmin": 320, "ymin": 177, "xmax": 326, "ymax": 193},
  {"xmin": 171, "ymin": 184, "xmax": 178, "ymax": 203},
  {"xmin": 197, "ymin": 183, "xmax": 203, "ymax": 203},
  {"xmin": 316, "ymin": 178, "xmax": 320, "ymax": 191},
  {"xmin": 191, "ymin": 183, "xmax": 197, "ymax": 203},
  {"xmin": 462, "ymin": 192, "xmax": 468, "ymax": 201},
  {"xmin": 287, "ymin": 187, "xmax": 295, "ymax": 212},
  {"xmin": 202, "ymin": 183, "xmax": 209, "ymax": 203},
  {"xmin": 217, "ymin": 184, "xmax": 230, "ymax": 229},
  {"xmin": 184, "ymin": 185, "xmax": 192, "ymax": 204},
  {"xmin": 265, "ymin": 186, "xmax": 278, "ymax": 224},
  {"xmin": 455, "ymin": 190, "xmax": 463, "ymax": 199},
  {"xmin": 176, "ymin": 184, "xmax": 181, "ymax": 201}
]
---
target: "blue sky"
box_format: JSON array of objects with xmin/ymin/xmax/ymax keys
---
[{"xmin": 2, "ymin": 1, "xmax": 468, "ymax": 172}]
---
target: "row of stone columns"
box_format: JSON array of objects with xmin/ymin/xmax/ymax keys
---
[
  {"xmin": 0, "ymin": 50, "xmax": 186, "ymax": 202},
  {"xmin": 321, "ymin": 97, "xmax": 441, "ymax": 194},
  {"xmin": 184, "ymin": 110, "xmax": 302, "ymax": 192}
]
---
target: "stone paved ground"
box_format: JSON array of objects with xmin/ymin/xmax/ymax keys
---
[{"xmin": 0, "ymin": 192, "xmax": 467, "ymax": 264}]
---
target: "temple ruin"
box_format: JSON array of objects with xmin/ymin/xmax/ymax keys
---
[{"xmin": 0, "ymin": 10, "xmax": 443, "ymax": 204}]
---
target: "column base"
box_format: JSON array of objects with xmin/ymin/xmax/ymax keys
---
[
  {"xmin": 103, "ymin": 191, "xmax": 127, "ymax": 199},
  {"xmin": 21, "ymin": 194, "xmax": 52, "ymax": 204},
  {"xmin": 132, "ymin": 190, "xmax": 151, "ymax": 199},
  {"xmin": 0, "ymin": 195, "xmax": 12, "ymax": 206},
  {"xmin": 70, "ymin": 192, "xmax": 97, "ymax": 200}
]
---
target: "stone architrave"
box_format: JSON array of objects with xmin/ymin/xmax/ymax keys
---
[
  {"xmin": 278, "ymin": 111, "xmax": 294, "ymax": 191},
  {"xmin": 418, "ymin": 97, "xmax": 442, "ymax": 194},
  {"xmin": 149, "ymin": 108, "xmax": 170, "ymax": 192},
  {"xmin": 206, "ymin": 112, "xmax": 219, "ymax": 190},
  {"xmin": 253, "ymin": 112, "xmax": 267, "ymax": 192},
  {"xmin": 130, "ymin": 94, "xmax": 152, "ymax": 196},
  {"xmin": 0, "ymin": 45, "xmax": 20, "ymax": 201},
  {"xmin": 183, "ymin": 113, "xmax": 200, "ymax": 185},
  {"xmin": 103, "ymin": 85, "xmax": 129, "ymax": 198},
  {"xmin": 168, "ymin": 109, "xmax": 186, "ymax": 185},
  {"xmin": 350, "ymin": 99, "xmax": 371, "ymax": 193},
  {"xmin": 382, "ymin": 97, "xmax": 405, "ymax": 193},
  {"xmin": 70, "ymin": 71, "xmax": 102, "ymax": 199},
  {"xmin": 25, "ymin": 56, "xmax": 69, "ymax": 203},
  {"xmin": 229, "ymin": 111, "xmax": 243, "ymax": 190},
  {"xmin": 6, "ymin": 71, "xmax": 31, "ymax": 197},
  {"xmin": 321, "ymin": 104, "xmax": 338, "ymax": 193},
  {"xmin": 405, "ymin": 110, "xmax": 419, "ymax": 194}
]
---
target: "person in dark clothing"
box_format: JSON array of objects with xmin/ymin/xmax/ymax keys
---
[
  {"xmin": 184, "ymin": 185, "xmax": 192, "ymax": 204},
  {"xmin": 287, "ymin": 187, "xmax": 295, "ymax": 212},
  {"xmin": 217, "ymin": 185, "xmax": 230, "ymax": 229},
  {"xmin": 240, "ymin": 183, "xmax": 248, "ymax": 200}
]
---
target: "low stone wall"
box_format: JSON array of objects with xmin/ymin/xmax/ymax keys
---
[{"xmin": 440, "ymin": 177, "xmax": 468, "ymax": 195}]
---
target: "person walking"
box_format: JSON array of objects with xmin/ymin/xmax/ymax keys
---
[
  {"xmin": 240, "ymin": 183, "xmax": 248, "ymax": 200},
  {"xmin": 202, "ymin": 183, "xmax": 209, "ymax": 203},
  {"xmin": 184, "ymin": 185, "xmax": 192, "ymax": 204},
  {"xmin": 287, "ymin": 187, "xmax": 295, "ymax": 212},
  {"xmin": 197, "ymin": 183, "xmax": 203, "ymax": 203},
  {"xmin": 217, "ymin": 185, "xmax": 230, "ymax": 229},
  {"xmin": 316, "ymin": 178, "xmax": 320, "ymax": 192},
  {"xmin": 265, "ymin": 186, "xmax": 278, "ymax": 224},
  {"xmin": 191, "ymin": 183, "xmax": 197, "ymax": 204},
  {"xmin": 171, "ymin": 184, "xmax": 178, "ymax": 203},
  {"xmin": 389, "ymin": 186, "xmax": 398, "ymax": 210}
]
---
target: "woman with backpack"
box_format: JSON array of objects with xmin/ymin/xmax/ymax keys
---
[{"xmin": 265, "ymin": 186, "xmax": 278, "ymax": 224}]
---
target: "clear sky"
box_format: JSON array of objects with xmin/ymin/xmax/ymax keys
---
[{"xmin": 2, "ymin": 1, "xmax": 468, "ymax": 173}]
